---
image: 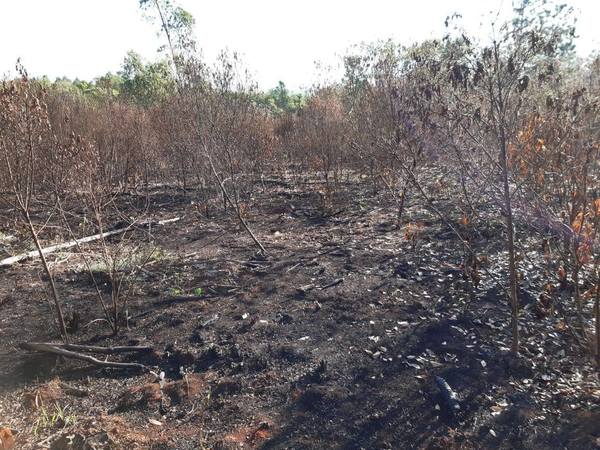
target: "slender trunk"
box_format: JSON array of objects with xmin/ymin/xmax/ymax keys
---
[
  {"xmin": 492, "ymin": 41, "xmax": 519, "ymax": 354},
  {"xmin": 499, "ymin": 131, "xmax": 519, "ymax": 354},
  {"xmin": 24, "ymin": 210, "xmax": 69, "ymax": 343},
  {"xmin": 573, "ymin": 262, "xmax": 584, "ymax": 332},
  {"xmin": 144, "ymin": 160, "xmax": 150, "ymax": 211},
  {"xmin": 370, "ymin": 159, "xmax": 377, "ymax": 194},
  {"xmin": 56, "ymin": 198, "xmax": 116, "ymax": 332},
  {"xmin": 153, "ymin": 0, "xmax": 180, "ymax": 84},
  {"xmin": 206, "ymin": 149, "xmax": 266, "ymax": 254},
  {"xmin": 397, "ymin": 181, "xmax": 409, "ymax": 228},
  {"xmin": 111, "ymin": 269, "xmax": 120, "ymax": 334},
  {"xmin": 595, "ymin": 269, "xmax": 600, "ymax": 367}
]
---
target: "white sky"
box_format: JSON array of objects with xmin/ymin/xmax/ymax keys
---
[{"xmin": 1, "ymin": 0, "xmax": 598, "ymax": 91}]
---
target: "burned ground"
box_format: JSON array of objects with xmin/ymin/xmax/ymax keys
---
[{"xmin": 0, "ymin": 177, "xmax": 598, "ymax": 449}]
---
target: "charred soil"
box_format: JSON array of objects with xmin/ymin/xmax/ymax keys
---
[{"xmin": 0, "ymin": 177, "xmax": 598, "ymax": 449}]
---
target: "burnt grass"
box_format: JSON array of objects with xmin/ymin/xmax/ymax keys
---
[{"xmin": 0, "ymin": 176, "xmax": 599, "ymax": 449}]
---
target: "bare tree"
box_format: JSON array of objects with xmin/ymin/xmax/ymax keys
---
[{"xmin": 0, "ymin": 67, "xmax": 69, "ymax": 342}]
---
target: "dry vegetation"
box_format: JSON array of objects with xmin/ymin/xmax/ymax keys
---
[{"xmin": 0, "ymin": 0, "xmax": 599, "ymax": 449}]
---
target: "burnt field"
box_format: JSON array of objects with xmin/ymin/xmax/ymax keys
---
[
  {"xmin": 2, "ymin": 0, "xmax": 600, "ymax": 448},
  {"xmin": 0, "ymin": 177, "xmax": 598, "ymax": 449}
]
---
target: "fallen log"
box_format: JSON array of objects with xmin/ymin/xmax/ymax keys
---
[
  {"xmin": 60, "ymin": 343, "xmax": 153, "ymax": 354},
  {"xmin": 19, "ymin": 342, "xmax": 149, "ymax": 370},
  {"xmin": 0, "ymin": 217, "xmax": 180, "ymax": 268},
  {"xmin": 0, "ymin": 228, "xmax": 125, "ymax": 267}
]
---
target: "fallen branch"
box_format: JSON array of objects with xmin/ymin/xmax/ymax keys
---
[
  {"xmin": 19, "ymin": 342, "xmax": 149, "ymax": 370},
  {"xmin": 22, "ymin": 341, "xmax": 153, "ymax": 354},
  {"xmin": 286, "ymin": 262, "xmax": 303, "ymax": 273},
  {"xmin": 321, "ymin": 278, "xmax": 344, "ymax": 290},
  {"xmin": 60, "ymin": 343, "xmax": 153, "ymax": 354},
  {"xmin": 435, "ymin": 376, "xmax": 461, "ymax": 415},
  {"xmin": 0, "ymin": 227, "xmax": 125, "ymax": 268},
  {"xmin": 296, "ymin": 284, "xmax": 316, "ymax": 294},
  {"xmin": 0, "ymin": 217, "xmax": 180, "ymax": 268}
]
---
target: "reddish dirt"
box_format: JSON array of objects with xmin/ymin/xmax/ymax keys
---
[{"xmin": 0, "ymin": 178, "xmax": 598, "ymax": 449}]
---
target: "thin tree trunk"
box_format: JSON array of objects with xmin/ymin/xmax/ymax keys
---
[
  {"xmin": 24, "ymin": 210, "xmax": 69, "ymax": 343},
  {"xmin": 492, "ymin": 40, "xmax": 519, "ymax": 355},
  {"xmin": 595, "ymin": 270, "xmax": 599, "ymax": 367},
  {"xmin": 152, "ymin": 0, "xmax": 180, "ymax": 84},
  {"xmin": 397, "ymin": 182, "xmax": 408, "ymax": 228},
  {"xmin": 205, "ymin": 149, "xmax": 266, "ymax": 254},
  {"xmin": 573, "ymin": 262, "xmax": 584, "ymax": 332},
  {"xmin": 499, "ymin": 131, "xmax": 519, "ymax": 354}
]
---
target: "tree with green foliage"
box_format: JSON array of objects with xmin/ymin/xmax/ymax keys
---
[
  {"xmin": 138, "ymin": 0, "xmax": 196, "ymax": 85},
  {"xmin": 512, "ymin": 0, "xmax": 577, "ymax": 57},
  {"xmin": 253, "ymin": 81, "xmax": 305, "ymax": 114},
  {"xmin": 94, "ymin": 72, "xmax": 125, "ymax": 99},
  {"xmin": 119, "ymin": 51, "xmax": 175, "ymax": 106},
  {"xmin": 48, "ymin": 77, "xmax": 81, "ymax": 96}
]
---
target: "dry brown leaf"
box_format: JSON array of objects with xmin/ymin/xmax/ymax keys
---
[
  {"xmin": 23, "ymin": 379, "xmax": 63, "ymax": 410},
  {"xmin": 0, "ymin": 428, "xmax": 15, "ymax": 450},
  {"xmin": 555, "ymin": 320, "xmax": 567, "ymax": 332}
]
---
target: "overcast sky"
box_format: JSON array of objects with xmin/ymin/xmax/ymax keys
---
[{"xmin": 1, "ymin": 0, "xmax": 598, "ymax": 91}]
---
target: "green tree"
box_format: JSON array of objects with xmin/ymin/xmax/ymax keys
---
[
  {"xmin": 95, "ymin": 72, "xmax": 124, "ymax": 99},
  {"xmin": 50, "ymin": 77, "xmax": 81, "ymax": 96},
  {"xmin": 253, "ymin": 81, "xmax": 305, "ymax": 114},
  {"xmin": 73, "ymin": 78, "xmax": 95, "ymax": 96},
  {"xmin": 119, "ymin": 51, "xmax": 175, "ymax": 106},
  {"xmin": 512, "ymin": 0, "xmax": 577, "ymax": 57},
  {"xmin": 138, "ymin": 0, "xmax": 196, "ymax": 84}
]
